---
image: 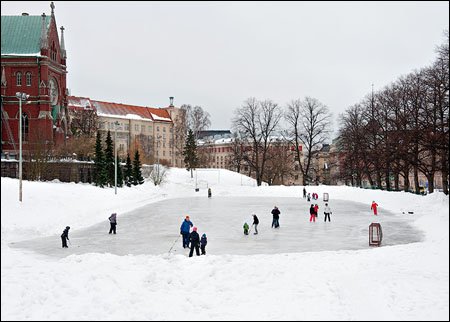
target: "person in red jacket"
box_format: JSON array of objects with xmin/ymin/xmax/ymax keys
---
[
  {"xmin": 314, "ymin": 204, "xmax": 319, "ymax": 218},
  {"xmin": 371, "ymin": 201, "xmax": 379, "ymax": 215}
]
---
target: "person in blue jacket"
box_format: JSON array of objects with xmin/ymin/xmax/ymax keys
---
[{"xmin": 180, "ymin": 215, "xmax": 193, "ymax": 248}]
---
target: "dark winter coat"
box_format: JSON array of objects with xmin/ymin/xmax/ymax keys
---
[
  {"xmin": 61, "ymin": 227, "xmax": 70, "ymax": 240},
  {"xmin": 109, "ymin": 214, "xmax": 117, "ymax": 224},
  {"xmin": 253, "ymin": 215, "xmax": 259, "ymax": 225},
  {"xmin": 189, "ymin": 231, "xmax": 200, "ymax": 247},
  {"xmin": 200, "ymin": 235, "xmax": 207, "ymax": 246},
  {"xmin": 271, "ymin": 208, "xmax": 280, "ymax": 219},
  {"xmin": 309, "ymin": 206, "xmax": 315, "ymax": 215},
  {"xmin": 180, "ymin": 219, "xmax": 193, "ymax": 234}
]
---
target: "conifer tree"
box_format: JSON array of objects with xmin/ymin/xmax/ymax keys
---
[
  {"xmin": 132, "ymin": 150, "xmax": 144, "ymax": 185},
  {"xmin": 104, "ymin": 130, "xmax": 115, "ymax": 187},
  {"xmin": 94, "ymin": 131, "xmax": 107, "ymax": 187},
  {"xmin": 124, "ymin": 152, "xmax": 133, "ymax": 187},
  {"xmin": 183, "ymin": 129, "xmax": 198, "ymax": 178}
]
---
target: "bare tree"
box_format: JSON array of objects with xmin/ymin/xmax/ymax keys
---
[
  {"xmin": 286, "ymin": 97, "xmax": 332, "ymax": 185},
  {"xmin": 181, "ymin": 104, "xmax": 211, "ymax": 140},
  {"xmin": 232, "ymin": 98, "xmax": 282, "ymax": 186}
]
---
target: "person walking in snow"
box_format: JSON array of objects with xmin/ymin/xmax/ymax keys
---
[
  {"xmin": 309, "ymin": 204, "xmax": 316, "ymax": 222},
  {"xmin": 314, "ymin": 204, "xmax": 319, "ymax": 218},
  {"xmin": 208, "ymin": 188, "xmax": 212, "ymax": 198},
  {"xmin": 243, "ymin": 222, "xmax": 249, "ymax": 235},
  {"xmin": 189, "ymin": 226, "xmax": 201, "ymax": 257},
  {"xmin": 61, "ymin": 226, "xmax": 70, "ymax": 248},
  {"xmin": 307, "ymin": 192, "xmax": 311, "ymax": 202},
  {"xmin": 200, "ymin": 233, "xmax": 207, "ymax": 255},
  {"xmin": 371, "ymin": 201, "xmax": 379, "ymax": 216},
  {"xmin": 324, "ymin": 203, "xmax": 332, "ymax": 222},
  {"xmin": 271, "ymin": 206, "xmax": 281, "ymax": 228},
  {"xmin": 252, "ymin": 214, "xmax": 259, "ymax": 235},
  {"xmin": 303, "ymin": 187, "xmax": 307, "ymax": 198},
  {"xmin": 108, "ymin": 213, "xmax": 117, "ymax": 234},
  {"xmin": 180, "ymin": 215, "xmax": 193, "ymax": 248}
]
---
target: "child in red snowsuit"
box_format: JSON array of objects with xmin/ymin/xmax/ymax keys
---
[
  {"xmin": 309, "ymin": 204, "xmax": 316, "ymax": 222},
  {"xmin": 371, "ymin": 201, "xmax": 378, "ymax": 215}
]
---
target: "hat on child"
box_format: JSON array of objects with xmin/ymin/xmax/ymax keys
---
[{"xmin": 193, "ymin": 226, "xmax": 197, "ymax": 231}]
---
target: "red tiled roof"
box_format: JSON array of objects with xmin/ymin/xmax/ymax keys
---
[
  {"xmin": 67, "ymin": 96, "xmax": 173, "ymax": 122},
  {"xmin": 67, "ymin": 96, "xmax": 95, "ymax": 111}
]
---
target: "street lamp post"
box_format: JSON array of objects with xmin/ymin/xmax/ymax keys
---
[
  {"xmin": 16, "ymin": 92, "xmax": 29, "ymax": 202},
  {"xmin": 114, "ymin": 121, "xmax": 119, "ymax": 195}
]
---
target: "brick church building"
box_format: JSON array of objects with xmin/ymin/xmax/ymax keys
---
[{"xmin": 1, "ymin": 2, "xmax": 68, "ymax": 157}]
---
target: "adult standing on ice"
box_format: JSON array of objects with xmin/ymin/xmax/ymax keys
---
[
  {"xmin": 271, "ymin": 206, "xmax": 281, "ymax": 228},
  {"xmin": 61, "ymin": 226, "xmax": 70, "ymax": 248},
  {"xmin": 323, "ymin": 203, "xmax": 332, "ymax": 222},
  {"xmin": 371, "ymin": 201, "xmax": 379, "ymax": 215},
  {"xmin": 303, "ymin": 187, "xmax": 307, "ymax": 198},
  {"xmin": 180, "ymin": 215, "xmax": 193, "ymax": 248},
  {"xmin": 252, "ymin": 214, "xmax": 259, "ymax": 235},
  {"xmin": 108, "ymin": 213, "xmax": 117, "ymax": 234},
  {"xmin": 189, "ymin": 226, "xmax": 201, "ymax": 257}
]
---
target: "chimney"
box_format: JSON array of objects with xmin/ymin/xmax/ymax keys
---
[
  {"xmin": 169, "ymin": 96, "xmax": 174, "ymax": 107},
  {"xmin": 22, "ymin": 13, "xmax": 29, "ymax": 16}
]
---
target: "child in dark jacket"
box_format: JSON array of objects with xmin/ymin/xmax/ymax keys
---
[{"xmin": 200, "ymin": 233, "xmax": 207, "ymax": 255}]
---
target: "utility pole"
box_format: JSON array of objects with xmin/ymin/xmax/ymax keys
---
[
  {"xmin": 114, "ymin": 121, "xmax": 119, "ymax": 195},
  {"xmin": 16, "ymin": 92, "xmax": 29, "ymax": 202}
]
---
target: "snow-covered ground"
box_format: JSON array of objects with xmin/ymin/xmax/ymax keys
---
[{"xmin": 1, "ymin": 168, "xmax": 449, "ymax": 320}]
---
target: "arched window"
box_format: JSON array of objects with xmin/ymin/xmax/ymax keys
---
[
  {"xmin": 26, "ymin": 72, "xmax": 32, "ymax": 86},
  {"xmin": 51, "ymin": 42, "xmax": 57, "ymax": 61},
  {"xmin": 16, "ymin": 72, "xmax": 22, "ymax": 86},
  {"xmin": 22, "ymin": 113, "xmax": 29, "ymax": 141}
]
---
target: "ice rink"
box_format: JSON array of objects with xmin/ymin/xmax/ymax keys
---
[{"xmin": 11, "ymin": 196, "xmax": 423, "ymax": 257}]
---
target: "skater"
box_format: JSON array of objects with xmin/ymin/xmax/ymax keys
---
[
  {"xmin": 200, "ymin": 233, "xmax": 207, "ymax": 255},
  {"xmin": 189, "ymin": 226, "xmax": 201, "ymax": 257},
  {"xmin": 371, "ymin": 201, "xmax": 379, "ymax": 215},
  {"xmin": 307, "ymin": 192, "xmax": 311, "ymax": 202},
  {"xmin": 309, "ymin": 204, "xmax": 316, "ymax": 222},
  {"xmin": 271, "ymin": 206, "xmax": 281, "ymax": 228},
  {"xmin": 180, "ymin": 215, "xmax": 193, "ymax": 248},
  {"xmin": 314, "ymin": 204, "xmax": 319, "ymax": 218},
  {"xmin": 61, "ymin": 226, "xmax": 70, "ymax": 248},
  {"xmin": 243, "ymin": 222, "xmax": 249, "ymax": 235},
  {"xmin": 208, "ymin": 188, "xmax": 212, "ymax": 198},
  {"xmin": 108, "ymin": 213, "xmax": 117, "ymax": 234},
  {"xmin": 303, "ymin": 187, "xmax": 307, "ymax": 198},
  {"xmin": 252, "ymin": 214, "xmax": 259, "ymax": 235},
  {"xmin": 324, "ymin": 203, "xmax": 332, "ymax": 222}
]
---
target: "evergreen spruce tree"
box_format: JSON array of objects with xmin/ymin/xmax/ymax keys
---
[
  {"xmin": 116, "ymin": 155, "xmax": 124, "ymax": 187},
  {"xmin": 124, "ymin": 152, "xmax": 133, "ymax": 187},
  {"xmin": 104, "ymin": 130, "xmax": 115, "ymax": 187},
  {"xmin": 94, "ymin": 131, "xmax": 107, "ymax": 187},
  {"xmin": 183, "ymin": 129, "xmax": 198, "ymax": 178},
  {"xmin": 132, "ymin": 150, "xmax": 145, "ymax": 185}
]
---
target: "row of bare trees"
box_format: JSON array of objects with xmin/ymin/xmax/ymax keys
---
[
  {"xmin": 338, "ymin": 31, "xmax": 449, "ymax": 194},
  {"xmin": 231, "ymin": 97, "xmax": 332, "ymax": 186}
]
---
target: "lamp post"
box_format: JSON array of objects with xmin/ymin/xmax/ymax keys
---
[
  {"xmin": 114, "ymin": 121, "xmax": 119, "ymax": 195},
  {"xmin": 16, "ymin": 92, "xmax": 29, "ymax": 202}
]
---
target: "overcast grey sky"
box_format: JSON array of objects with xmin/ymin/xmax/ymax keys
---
[{"xmin": 2, "ymin": 1, "xmax": 449, "ymax": 133}]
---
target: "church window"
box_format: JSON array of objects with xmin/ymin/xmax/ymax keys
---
[
  {"xmin": 26, "ymin": 72, "xmax": 32, "ymax": 86},
  {"xmin": 16, "ymin": 72, "xmax": 22, "ymax": 86}
]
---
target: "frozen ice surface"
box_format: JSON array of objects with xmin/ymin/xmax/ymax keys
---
[{"xmin": 11, "ymin": 197, "xmax": 423, "ymax": 257}]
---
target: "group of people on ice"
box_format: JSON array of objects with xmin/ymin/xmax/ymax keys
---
[
  {"xmin": 180, "ymin": 215, "xmax": 207, "ymax": 257},
  {"xmin": 60, "ymin": 188, "xmax": 380, "ymax": 254}
]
